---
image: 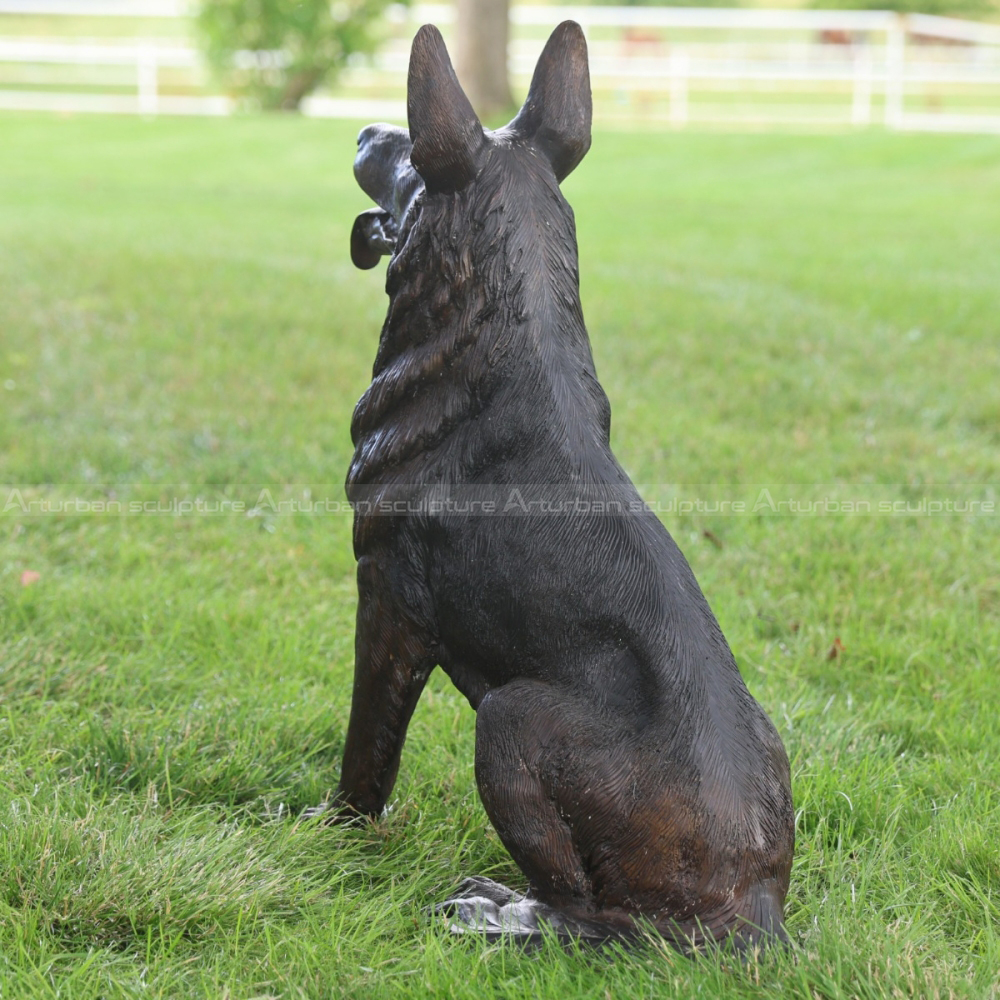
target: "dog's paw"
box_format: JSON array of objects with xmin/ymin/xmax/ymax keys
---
[
  {"xmin": 299, "ymin": 802, "xmax": 330, "ymax": 821},
  {"xmin": 298, "ymin": 800, "xmax": 371, "ymax": 826},
  {"xmin": 434, "ymin": 878, "xmax": 557, "ymax": 942},
  {"xmin": 444, "ymin": 876, "xmax": 524, "ymax": 907}
]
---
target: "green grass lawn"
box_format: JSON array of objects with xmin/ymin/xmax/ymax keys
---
[{"xmin": 1, "ymin": 113, "xmax": 999, "ymax": 998}]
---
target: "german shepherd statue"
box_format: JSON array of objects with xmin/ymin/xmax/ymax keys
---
[{"xmin": 338, "ymin": 21, "xmax": 794, "ymax": 952}]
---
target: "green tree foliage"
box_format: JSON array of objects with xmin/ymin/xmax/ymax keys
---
[{"xmin": 197, "ymin": 0, "xmax": 399, "ymax": 110}]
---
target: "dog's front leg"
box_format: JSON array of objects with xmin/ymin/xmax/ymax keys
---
[{"xmin": 335, "ymin": 554, "xmax": 437, "ymax": 819}]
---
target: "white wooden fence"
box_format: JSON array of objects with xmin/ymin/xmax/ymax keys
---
[{"xmin": 2, "ymin": 1, "xmax": 1000, "ymax": 131}]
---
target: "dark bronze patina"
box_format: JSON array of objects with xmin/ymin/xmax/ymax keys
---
[{"xmin": 339, "ymin": 21, "xmax": 794, "ymax": 951}]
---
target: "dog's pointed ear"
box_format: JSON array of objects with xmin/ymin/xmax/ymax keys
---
[
  {"xmin": 507, "ymin": 21, "xmax": 591, "ymax": 182},
  {"xmin": 407, "ymin": 24, "xmax": 485, "ymax": 193}
]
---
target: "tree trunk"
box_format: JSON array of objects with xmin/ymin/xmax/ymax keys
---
[
  {"xmin": 279, "ymin": 66, "xmax": 324, "ymax": 111},
  {"xmin": 454, "ymin": 0, "xmax": 513, "ymax": 118}
]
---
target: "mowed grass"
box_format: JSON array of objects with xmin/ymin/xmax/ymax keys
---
[{"xmin": 1, "ymin": 112, "xmax": 999, "ymax": 998}]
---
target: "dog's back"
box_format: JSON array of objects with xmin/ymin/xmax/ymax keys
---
[{"xmin": 339, "ymin": 21, "xmax": 794, "ymax": 950}]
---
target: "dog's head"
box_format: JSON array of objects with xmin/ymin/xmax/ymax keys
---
[{"xmin": 350, "ymin": 20, "xmax": 591, "ymax": 270}]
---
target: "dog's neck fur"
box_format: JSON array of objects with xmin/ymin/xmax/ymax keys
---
[{"xmin": 348, "ymin": 143, "xmax": 611, "ymax": 492}]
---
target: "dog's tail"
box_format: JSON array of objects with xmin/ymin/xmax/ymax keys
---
[
  {"xmin": 645, "ymin": 881, "xmax": 790, "ymax": 956},
  {"xmin": 728, "ymin": 881, "xmax": 790, "ymax": 952}
]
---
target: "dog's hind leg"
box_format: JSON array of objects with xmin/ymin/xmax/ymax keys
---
[
  {"xmin": 474, "ymin": 680, "xmax": 593, "ymax": 903},
  {"xmin": 437, "ymin": 678, "xmax": 638, "ymax": 944}
]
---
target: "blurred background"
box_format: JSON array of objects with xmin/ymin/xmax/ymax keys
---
[{"xmin": 2, "ymin": 0, "xmax": 1000, "ymax": 131}]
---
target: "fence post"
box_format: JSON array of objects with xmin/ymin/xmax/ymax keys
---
[
  {"xmin": 137, "ymin": 41, "xmax": 158, "ymax": 116},
  {"xmin": 884, "ymin": 14, "xmax": 905, "ymax": 129},
  {"xmin": 851, "ymin": 41, "xmax": 872, "ymax": 126},
  {"xmin": 670, "ymin": 47, "xmax": 689, "ymax": 127}
]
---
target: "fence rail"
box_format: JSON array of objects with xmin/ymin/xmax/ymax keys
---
[{"xmin": 2, "ymin": 2, "xmax": 1000, "ymax": 131}]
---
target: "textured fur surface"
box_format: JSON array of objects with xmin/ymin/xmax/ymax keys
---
[{"xmin": 338, "ymin": 21, "xmax": 795, "ymax": 950}]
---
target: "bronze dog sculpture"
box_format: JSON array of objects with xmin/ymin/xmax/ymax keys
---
[{"xmin": 339, "ymin": 21, "xmax": 794, "ymax": 951}]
